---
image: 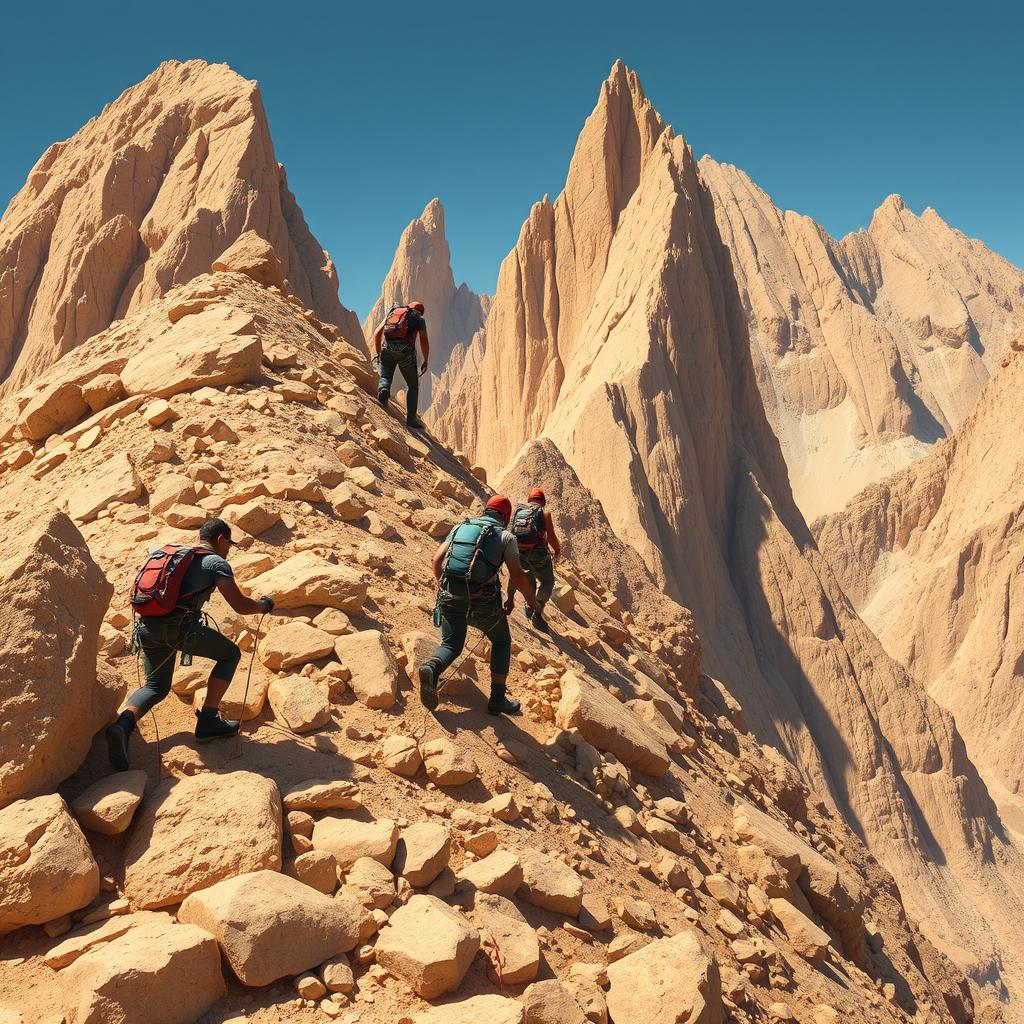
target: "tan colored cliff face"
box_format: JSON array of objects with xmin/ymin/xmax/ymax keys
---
[
  {"xmin": 700, "ymin": 161, "xmax": 1024, "ymax": 520},
  {"xmin": 816, "ymin": 335, "xmax": 1024, "ymax": 821},
  {"xmin": 0, "ymin": 59, "xmax": 363, "ymax": 395},
  {"xmin": 363, "ymin": 199, "xmax": 489, "ymax": 411},
  {"xmin": 433, "ymin": 61, "xmax": 1024, "ymax": 996}
]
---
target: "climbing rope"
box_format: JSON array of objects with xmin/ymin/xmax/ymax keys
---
[{"xmin": 233, "ymin": 610, "xmax": 267, "ymax": 758}]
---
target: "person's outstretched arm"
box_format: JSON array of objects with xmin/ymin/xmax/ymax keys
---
[{"xmin": 217, "ymin": 578, "xmax": 272, "ymax": 616}]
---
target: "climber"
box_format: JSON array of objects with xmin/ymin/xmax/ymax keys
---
[
  {"xmin": 418, "ymin": 495, "xmax": 537, "ymax": 716},
  {"xmin": 106, "ymin": 518, "xmax": 275, "ymax": 771},
  {"xmin": 372, "ymin": 300, "xmax": 430, "ymax": 430},
  {"xmin": 506, "ymin": 487, "xmax": 561, "ymax": 632}
]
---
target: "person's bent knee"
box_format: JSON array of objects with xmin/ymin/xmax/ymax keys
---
[{"xmin": 213, "ymin": 641, "xmax": 242, "ymax": 684}]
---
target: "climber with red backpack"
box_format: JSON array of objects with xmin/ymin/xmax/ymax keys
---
[
  {"xmin": 506, "ymin": 488, "xmax": 561, "ymax": 632},
  {"xmin": 372, "ymin": 300, "xmax": 430, "ymax": 429},
  {"xmin": 418, "ymin": 495, "xmax": 537, "ymax": 716},
  {"xmin": 105, "ymin": 518, "xmax": 275, "ymax": 771}
]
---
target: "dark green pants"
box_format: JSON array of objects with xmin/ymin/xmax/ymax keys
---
[
  {"xmin": 425, "ymin": 588, "xmax": 512, "ymax": 678},
  {"xmin": 522, "ymin": 547, "xmax": 556, "ymax": 607},
  {"xmin": 378, "ymin": 341, "xmax": 419, "ymax": 424},
  {"xmin": 126, "ymin": 613, "xmax": 241, "ymax": 716}
]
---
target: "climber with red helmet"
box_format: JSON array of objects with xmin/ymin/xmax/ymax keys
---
[
  {"xmin": 418, "ymin": 495, "xmax": 536, "ymax": 715},
  {"xmin": 372, "ymin": 299, "xmax": 430, "ymax": 429},
  {"xmin": 506, "ymin": 487, "xmax": 561, "ymax": 631}
]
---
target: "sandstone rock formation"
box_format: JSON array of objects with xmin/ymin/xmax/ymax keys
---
[
  {"xmin": 816, "ymin": 338, "xmax": 1024, "ymax": 819},
  {"xmin": 0, "ymin": 59, "xmax": 362, "ymax": 395},
  {"xmin": 433, "ymin": 60, "xmax": 1024, "ymax": 995},
  {"xmin": 700, "ymin": 161, "xmax": 1024, "ymax": 519},
  {"xmin": 0, "ymin": 510, "xmax": 120, "ymax": 807},
  {"xmin": 364, "ymin": 198, "xmax": 489, "ymax": 411}
]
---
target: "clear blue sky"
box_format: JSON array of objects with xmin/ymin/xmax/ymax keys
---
[{"xmin": 2, "ymin": 1, "xmax": 1021, "ymax": 318}]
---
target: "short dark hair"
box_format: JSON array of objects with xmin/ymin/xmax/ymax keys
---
[{"xmin": 199, "ymin": 518, "xmax": 232, "ymax": 543}]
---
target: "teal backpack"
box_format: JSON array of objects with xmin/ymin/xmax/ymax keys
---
[{"xmin": 442, "ymin": 516, "xmax": 505, "ymax": 586}]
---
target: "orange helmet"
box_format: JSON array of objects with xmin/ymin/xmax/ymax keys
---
[
  {"xmin": 409, "ymin": 300, "xmax": 425, "ymax": 313},
  {"xmin": 528, "ymin": 488, "xmax": 546, "ymax": 505},
  {"xmin": 485, "ymin": 495, "xmax": 512, "ymax": 525}
]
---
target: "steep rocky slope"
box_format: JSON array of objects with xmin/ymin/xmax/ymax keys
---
[
  {"xmin": 815, "ymin": 334, "xmax": 1024, "ymax": 828},
  {"xmin": 432, "ymin": 61, "xmax": 1024, "ymax": 1000},
  {"xmin": 364, "ymin": 199, "xmax": 489, "ymax": 413},
  {"xmin": 700, "ymin": 163, "xmax": 1024, "ymax": 520},
  {"xmin": 0, "ymin": 59, "xmax": 363, "ymax": 396},
  {"xmin": 0, "ymin": 253, "xmax": 1006, "ymax": 1024}
]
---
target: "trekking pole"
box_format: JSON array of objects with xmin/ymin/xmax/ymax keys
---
[{"xmin": 234, "ymin": 611, "xmax": 267, "ymax": 757}]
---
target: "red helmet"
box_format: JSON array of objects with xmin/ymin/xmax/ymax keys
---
[
  {"xmin": 485, "ymin": 495, "xmax": 512, "ymax": 525},
  {"xmin": 409, "ymin": 300, "xmax": 425, "ymax": 313},
  {"xmin": 528, "ymin": 488, "xmax": 546, "ymax": 505}
]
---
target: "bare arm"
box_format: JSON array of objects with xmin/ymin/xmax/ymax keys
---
[
  {"xmin": 216, "ymin": 577, "xmax": 268, "ymax": 616},
  {"xmin": 373, "ymin": 323, "xmax": 384, "ymax": 357},
  {"xmin": 544, "ymin": 510, "xmax": 561, "ymax": 558},
  {"xmin": 431, "ymin": 540, "xmax": 447, "ymax": 582},
  {"xmin": 418, "ymin": 329, "xmax": 430, "ymax": 376},
  {"xmin": 507, "ymin": 560, "xmax": 536, "ymax": 612}
]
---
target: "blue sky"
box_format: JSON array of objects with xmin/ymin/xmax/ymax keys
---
[{"xmin": 1, "ymin": 1, "xmax": 1021, "ymax": 318}]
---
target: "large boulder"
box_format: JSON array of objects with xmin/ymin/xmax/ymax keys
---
[
  {"xmin": 248, "ymin": 552, "xmax": 368, "ymax": 613},
  {"xmin": 124, "ymin": 771, "xmax": 282, "ymax": 909},
  {"xmin": 375, "ymin": 894, "xmax": 480, "ymax": 998},
  {"xmin": 520, "ymin": 852, "xmax": 583, "ymax": 915},
  {"xmin": 52, "ymin": 912, "xmax": 224, "ymax": 1024},
  {"xmin": 556, "ymin": 672, "xmax": 669, "ymax": 775},
  {"xmin": 769, "ymin": 898, "xmax": 832, "ymax": 961},
  {"xmin": 0, "ymin": 794, "xmax": 99, "ymax": 933},
  {"xmin": 120, "ymin": 305, "xmax": 262, "ymax": 398},
  {"xmin": 212, "ymin": 230, "xmax": 287, "ymax": 289},
  {"xmin": 606, "ymin": 929, "xmax": 722, "ymax": 1024},
  {"xmin": 267, "ymin": 675, "xmax": 331, "ymax": 733},
  {"xmin": 179, "ymin": 869, "xmax": 361, "ymax": 985},
  {"xmin": 68, "ymin": 452, "xmax": 143, "ymax": 523},
  {"xmin": 0, "ymin": 511, "xmax": 120, "ymax": 808},
  {"xmin": 18, "ymin": 380, "xmax": 88, "ymax": 441},
  {"xmin": 71, "ymin": 771, "xmax": 146, "ymax": 835},
  {"xmin": 333, "ymin": 629, "xmax": 399, "ymax": 710},
  {"xmin": 393, "ymin": 822, "xmax": 451, "ymax": 887}
]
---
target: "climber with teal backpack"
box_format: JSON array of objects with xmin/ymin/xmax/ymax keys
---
[{"xmin": 418, "ymin": 495, "xmax": 537, "ymax": 715}]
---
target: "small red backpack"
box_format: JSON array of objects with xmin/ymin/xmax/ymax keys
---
[
  {"xmin": 382, "ymin": 305, "xmax": 416, "ymax": 342},
  {"xmin": 129, "ymin": 545, "xmax": 202, "ymax": 617}
]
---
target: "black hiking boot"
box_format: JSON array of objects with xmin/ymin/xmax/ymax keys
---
[
  {"xmin": 377, "ymin": 390, "xmax": 390, "ymax": 410},
  {"xmin": 531, "ymin": 610, "xmax": 550, "ymax": 633},
  {"xmin": 195, "ymin": 707, "xmax": 240, "ymax": 742},
  {"xmin": 487, "ymin": 685, "xmax": 522, "ymax": 716},
  {"xmin": 106, "ymin": 718, "xmax": 131, "ymax": 771},
  {"xmin": 418, "ymin": 662, "xmax": 439, "ymax": 711},
  {"xmin": 407, "ymin": 416, "xmax": 426, "ymax": 430}
]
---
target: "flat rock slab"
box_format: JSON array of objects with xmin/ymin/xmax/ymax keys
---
[
  {"xmin": 556, "ymin": 672, "xmax": 669, "ymax": 776},
  {"xmin": 457, "ymin": 849, "xmax": 523, "ymax": 897},
  {"xmin": 68, "ymin": 452, "xmax": 142, "ymax": 524},
  {"xmin": 606, "ymin": 928, "xmax": 722, "ymax": 1024},
  {"xmin": 261, "ymin": 622, "xmax": 337, "ymax": 671},
  {"xmin": 313, "ymin": 817, "xmax": 399, "ymax": 870},
  {"xmin": 421, "ymin": 738, "xmax": 479, "ymax": 785},
  {"xmin": 375, "ymin": 894, "xmax": 480, "ymax": 998},
  {"xmin": 268, "ymin": 676, "xmax": 331, "ymax": 733},
  {"xmin": 283, "ymin": 778, "xmax": 362, "ymax": 812},
  {"xmin": 248, "ymin": 552, "xmax": 367, "ymax": 613},
  {"xmin": 394, "ymin": 821, "xmax": 451, "ymax": 887},
  {"xmin": 0, "ymin": 794, "xmax": 98, "ymax": 933},
  {"xmin": 123, "ymin": 771, "xmax": 282, "ymax": 910},
  {"xmin": 523, "ymin": 979, "xmax": 589, "ymax": 1024},
  {"xmin": 178, "ymin": 869, "xmax": 361, "ymax": 986},
  {"xmin": 71, "ymin": 771, "xmax": 147, "ymax": 835},
  {"xmin": 55, "ymin": 912, "xmax": 224, "ymax": 1024},
  {"xmin": 770, "ymin": 898, "xmax": 831, "ymax": 961},
  {"xmin": 413, "ymin": 994, "xmax": 524, "ymax": 1024}
]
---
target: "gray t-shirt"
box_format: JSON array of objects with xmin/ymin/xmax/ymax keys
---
[{"xmin": 179, "ymin": 550, "xmax": 234, "ymax": 610}]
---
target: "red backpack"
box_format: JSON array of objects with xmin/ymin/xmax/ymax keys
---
[
  {"xmin": 129, "ymin": 545, "xmax": 202, "ymax": 617},
  {"xmin": 382, "ymin": 305, "xmax": 416, "ymax": 342}
]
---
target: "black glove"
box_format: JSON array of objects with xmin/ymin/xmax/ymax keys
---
[{"xmin": 259, "ymin": 596, "xmax": 274, "ymax": 613}]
